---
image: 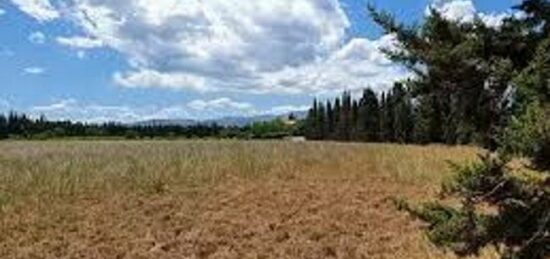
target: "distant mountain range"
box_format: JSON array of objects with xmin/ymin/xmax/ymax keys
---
[{"xmin": 132, "ymin": 111, "xmax": 307, "ymax": 127}]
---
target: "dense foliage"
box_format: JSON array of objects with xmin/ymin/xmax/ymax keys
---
[
  {"xmin": 0, "ymin": 112, "xmax": 302, "ymax": 140},
  {"xmin": 304, "ymin": 1, "xmax": 550, "ymax": 149},
  {"xmin": 361, "ymin": 0, "xmax": 550, "ymax": 258},
  {"xmin": 305, "ymin": 84, "xmax": 416, "ymax": 143}
]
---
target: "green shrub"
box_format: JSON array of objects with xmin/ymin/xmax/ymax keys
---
[
  {"xmin": 532, "ymin": 124, "xmax": 550, "ymax": 172},
  {"xmin": 402, "ymin": 153, "xmax": 549, "ymax": 258}
]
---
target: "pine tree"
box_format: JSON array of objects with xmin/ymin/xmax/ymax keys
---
[
  {"xmin": 0, "ymin": 114, "xmax": 7, "ymax": 139},
  {"xmin": 333, "ymin": 97, "xmax": 341, "ymax": 140},
  {"xmin": 305, "ymin": 99, "xmax": 320, "ymax": 140},
  {"xmin": 380, "ymin": 91, "xmax": 395, "ymax": 142},
  {"xmin": 317, "ymin": 102, "xmax": 327, "ymax": 139},
  {"xmin": 351, "ymin": 99, "xmax": 360, "ymax": 140},
  {"xmin": 326, "ymin": 100, "xmax": 335, "ymax": 139},
  {"xmin": 336, "ymin": 92, "xmax": 352, "ymax": 141},
  {"xmin": 342, "ymin": 91, "xmax": 353, "ymax": 141},
  {"xmin": 358, "ymin": 88, "xmax": 380, "ymax": 142},
  {"xmin": 378, "ymin": 93, "xmax": 388, "ymax": 141},
  {"xmin": 372, "ymin": 1, "xmax": 550, "ymax": 257},
  {"xmin": 413, "ymin": 93, "xmax": 444, "ymax": 144},
  {"xmin": 369, "ymin": 4, "xmax": 515, "ymax": 147},
  {"xmin": 391, "ymin": 83, "xmax": 415, "ymax": 143}
]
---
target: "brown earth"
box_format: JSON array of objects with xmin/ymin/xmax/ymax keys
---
[{"xmin": 0, "ymin": 141, "xmax": 497, "ymax": 258}]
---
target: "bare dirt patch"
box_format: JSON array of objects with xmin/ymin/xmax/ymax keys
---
[{"xmin": 0, "ymin": 141, "xmax": 491, "ymax": 258}]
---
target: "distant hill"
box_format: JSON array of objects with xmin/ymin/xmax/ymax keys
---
[
  {"xmin": 131, "ymin": 119, "xmax": 197, "ymax": 127},
  {"xmin": 132, "ymin": 111, "xmax": 307, "ymax": 127}
]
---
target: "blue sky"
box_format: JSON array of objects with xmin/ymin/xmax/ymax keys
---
[{"xmin": 0, "ymin": 0, "xmax": 520, "ymax": 122}]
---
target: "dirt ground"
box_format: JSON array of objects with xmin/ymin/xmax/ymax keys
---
[
  {"xmin": 2, "ymin": 178, "xmax": 436, "ymax": 258},
  {"xmin": 0, "ymin": 141, "xmax": 496, "ymax": 258}
]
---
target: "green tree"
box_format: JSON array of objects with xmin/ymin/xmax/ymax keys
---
[
  {"xmin": 305, "ymin": 99, "xmax": 320, "ymax": 140},
  {"xmin": 379, "ymin": 92, "xmax": 395, "ymax": 142},
  {"xmin": 337, "ymin": 91, "xmax": 353, "ymax": 141},
  {"xmin": 333, "ymin": 97, "xmax": 341, "ymax": 140},
  {"xmin": 369, "ymin": 5, "xmax": 517, "ymax": 146},
  {"xmin": 414, "ymin": 93, "xmax": 444, "ymax": 143},
  {"xmin": 373, "ymin": 1, "xmax": 550, "ymax": 258},
  {"xmin": 317, "ymin": 102, "xmax": 327, "ymax": 139},
  {"xmin": 357, "ymin": 88, "xmax": 380, "ymax": 142},
  {"xmin": 390, "ymin": 83, "xmax": 415, "ymax": 143},
  {"xmin": 326, "ymin": 100, "xmax": 335, "ymax": 138}
]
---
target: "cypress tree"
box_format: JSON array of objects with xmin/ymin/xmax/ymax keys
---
[
  {"xmin": 305, "ymin": 99, "xmax": 319, "ymax": 140},
  {"xmin": 351, "ymin": 99, "xmax": 360, "ymax": 140},
  {"xmin": 358, "ymin": 88, "xmax": 380, "ymax": 142},
  {"xmin": 317, "ymin": 102, "xmax": 327, "ymax": 139},
  {"xmin": 380, "ymin": 91, "xmax": 395, "ymax": 142},
  {"xmin": 333, "ymin": 96, "xmax": 342, "ymax": 140},
  {"xmin": 326, "ymin": 100, "xmax": 335, "ymax": 139},
  {"xmin": 0, "ymin": 114, "xmax": 7, "ymax": 139},
  {"xmin": 337, "ymin": 91, "xmax": 352, "ymax": 141}
]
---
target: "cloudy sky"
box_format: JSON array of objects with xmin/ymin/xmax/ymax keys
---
[{"xmin": 0, "ymin": 0, "xmax": 519, "ymax": 122}]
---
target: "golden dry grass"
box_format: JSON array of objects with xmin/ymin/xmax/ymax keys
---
[{"xmin": 0, "ymin": 140, "xmax": 497, "ymax": 258}]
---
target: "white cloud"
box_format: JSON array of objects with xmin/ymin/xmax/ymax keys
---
[
  {"xmin": 255, "ymin": 34, "xmax": 409, "ymax": 95},
  {"xmin": 32, "ymin": 98, "xmax": 77, "ymax": 112},
  {"xmin": 429, "ymin": 0, "xmax": 475, "ymax": 23},
  {"xmin": 23, "ymin": 66, "xmax": 45, "ymax": 75},
  {"xmin": 10, "ymin": 0, "xmax": 59, "ymax": 22},
  {"xmin": 13, "ymin": 0, "xmax": 409, "ymax": 95},
  {"xmin": 188, "ymin": 98, "xmax": 254, "ymax": 111},
  {"xmin": 113, "ymin": 69, "xmax": 211, "ymax": 92},
  {"xmin": 0, "ymin": 8, "xmax": 6, "ymax": 16},
  {"xmin": 56, "ymin": 36, "xmax": 104, "ymax": 49},
  {"xmin": 29, "ymin": 98, "xmax": 304, "ymax": 122},
  {"xmin": 28, "ymin": 31, "xmax": 46, "ymax": 44},
  {"xmin": 11, "ymin": 0, "xmax": 527, "ymax": 97},
  {"xmin": 429, "ymin": 0, "xmax": 524, "ymax": 28},
  {"xmin": 186, "ymin": 98, "xmax": 309, "ymax": 118},
  {"xmin": 32, "ymin": 99, "xmax": 142, "ymax": 122},
  {"xmin": 478, "ymin": 13, "xmax": 509, "ymax": 28}
]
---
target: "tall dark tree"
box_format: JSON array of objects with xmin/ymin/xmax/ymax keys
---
[
  {"xmin": 305, "ymin": 98, "xmax": 321, "ymax": 140},
  {"xmin": 369, "ymin": 5, "xmax": 516, "ymax": 147},
  {"xmin": 0, "ymin": 114, "xmax": 7, "ymax": 139},
  {"xmin": 339, "ymin": 91, "xmax": 352, "ymax": 141},
  {"xmin": 317, "ymin": 102, "xmax": 327, "ymax": 139},
  {"xmin": 333, "ymin": 97, "xmax": 341, "ymax": 140},
  {"xmin": 379, "ymin": 92, "xmax": 395, "ymax": 142},
  {"xmin": 351, "ymin": 99, "xmax": 360, "ymax": 140},
  {"xmin": 369, "ymin": 1, "xmax": 550, "ymax": 258},
  {"xmin": 391, "ymin": 83, "xmax": 414, "ymax": 143},
  {"xmin": 358, "ymin": 88, "xmax": 380, "ymax": 142},
  {"xmin": 325, "ymin": 100, "xmax": 334, "ymax": 138},
  {"xmin": 414, "ymin": 93, "xmax": 443, "ymax": 144}
]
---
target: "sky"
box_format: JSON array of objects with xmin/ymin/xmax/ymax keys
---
[{"xmin": 0, "ymin": 0, "xmax": 521, "ymax": 122}]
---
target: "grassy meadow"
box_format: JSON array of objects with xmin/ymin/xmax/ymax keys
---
[{"xmin": 0, "ymin": 140, "xmax": 497, "ymax": 258}]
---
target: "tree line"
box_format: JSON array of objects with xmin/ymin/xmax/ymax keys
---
[
  {"xmin": 305, "ymin": 83, "xmax": 419, "ymax": 144},
  {"xmin": 0, "ymin": 112, "xmax": 301, "ymax": 140}
]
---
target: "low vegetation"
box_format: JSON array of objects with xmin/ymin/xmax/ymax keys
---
[{"xmin": 0, "ymin": 141, "xmax": 486, "ymax": 258}]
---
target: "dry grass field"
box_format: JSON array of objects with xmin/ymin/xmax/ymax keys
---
[{"xmin": 0, "ymin": 140, "xmax": 498, "ymax": 258}]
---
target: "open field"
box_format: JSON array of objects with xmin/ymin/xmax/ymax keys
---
[{"xmin": 0, "ymin": 141, "xmax": 497, "ymax": 258}]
